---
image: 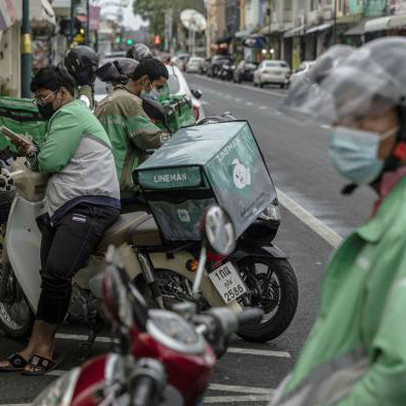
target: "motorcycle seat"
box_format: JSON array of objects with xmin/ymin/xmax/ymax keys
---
[{"xmin": 97, "ymin": 211, "xmax": 162, "ymax": 253}]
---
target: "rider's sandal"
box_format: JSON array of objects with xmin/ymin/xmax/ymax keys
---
[
  {"xmin": 21, "ymin": 354, "xmax": 62, "ymax": 376},
  {"xmin": 0, "ymin": 353, "xmax": 28, "ymax": 372}
]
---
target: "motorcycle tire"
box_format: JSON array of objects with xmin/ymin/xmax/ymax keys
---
[
  {"xmin": 237, "ymin": 257, "xmax": 298, "ymax": 343},
  {"xmin": 0, "ymin": 240, "xmax": 34, "ymax": 339}
]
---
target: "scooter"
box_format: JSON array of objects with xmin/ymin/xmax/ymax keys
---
[
  {"xmin": 0, "ymin": 158, "xmax": 241, "ymax": 343},
  {"xmin": 32, "ymin": 205, "xmax": 264, "ymax": 406},
  {"xmin": 0, "ymin": 114, "xmax": 298, "ymax": 344}
]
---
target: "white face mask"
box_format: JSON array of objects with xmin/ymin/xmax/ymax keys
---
[{"xmin": 329, "ymin": 126, "xmax": 398, "ymax": 184}]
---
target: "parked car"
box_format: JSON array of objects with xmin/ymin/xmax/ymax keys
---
[
  {"xmin": 171, "ymin": 53, "xmax": 189, "ymax": 71},
  {"xmin": 167, "ymin": 65, "xmax": 206, "ymax": 120},
  {"xmin": 186, "ymin": 56, "xmax": 205, "ymax": 73},
  {"xmin": 233, "ymin": 60, "xmax": 258, "ymax": 83},
  {"xmin": 202, "ymin": 57, "xmax": 211, "ymax": 74},
  {"xmin": 290, "ymin": 61, "xmax": 316, "ymax": 88},
  {"xmin": 218, "ymin": 59, "xmax": 235, "ymax": 81},
  {"xmin": 253, "ymin": 60, "xmax": 291, "ymax": 88},
  {"xmin": 207, "ymin": 55, "xmax": 232, "ymax": 78}
]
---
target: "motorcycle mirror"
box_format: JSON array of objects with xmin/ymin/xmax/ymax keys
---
[
  {"xmin": 191, "ymin": 89, "xmax": 203, "ymax": 99},
  {"xmin": 202, "ymin": 205, "xmax": 236, "ymax": 257},
  {"xmin": 142, "ymin": 97, "xmax": 167, "ymax": 123},
  {"xmin": 192, "ymin": 206, "xmax": 236, "ymax": 296}
]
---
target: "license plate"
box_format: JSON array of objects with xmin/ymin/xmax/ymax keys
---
[{"xmin": 208, "ymin": 262, "xmax": 247, "ymax": 304}]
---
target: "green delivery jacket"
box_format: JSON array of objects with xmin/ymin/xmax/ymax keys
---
[
  {"xmin": 95, "ymin": 85, "xmax": 167, "ymax": 192},
  {"xmin": 271, "ymin": 176, "xmax": 406, "ymax": 406}
]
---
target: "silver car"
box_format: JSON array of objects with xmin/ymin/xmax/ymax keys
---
[{"xmin": 253, "ymin": 60, "xmax": 291, "ymax": 89}]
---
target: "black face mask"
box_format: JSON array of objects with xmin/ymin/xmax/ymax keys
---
[{"xmin": 37, "ymin": 102, "xmax": 56, "ymax": 120}]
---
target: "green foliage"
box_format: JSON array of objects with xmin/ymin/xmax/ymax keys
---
[{"xmin": 133, "ymin": 0, "xmax": 205, "ymax": 35}]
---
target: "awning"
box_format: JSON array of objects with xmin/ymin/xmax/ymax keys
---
[
  {"xmin": 306, "ymin": 21, "xmax": 333, "ymax": 35},
  {"xmin": 364, "ymin": 16, "xmax": 391, "ymax": 33},
  {"xmin": 389, "ymin": 14, "xmax": 406, "ymax": 29},
  {"xmin": 283, "ymin": 26, "xmax": 304, "ymax": 38},
  {"xmin": 30, "ymin": 0, "xmax": 56, "ymax": 26},
  {"xmin": 0, "ymin": 0, "xmax": 17, "ymax": 31},
  {"xmin": 345, "ymin": 20, "xmax": 366, "ymax": 36},
  {"xmin": 235, "ymin": 28, "xmax": 251, "ymax": 38},
  {"xmin": 52, "ymin": 0, "xmax": 70, "ymax": 17},
  {"xmin": 242, "ymin": 34, "xmax": 266, "ymax": 49}
]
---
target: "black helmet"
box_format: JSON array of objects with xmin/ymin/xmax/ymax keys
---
[
  {"xmin": 126, "ymin": 43, "xmax": 153, "ymax": 61},
  {"xmin": 96, "ymin": 57, "xmax": 139, "ymax": 84},
  {"xmin": 64, "ymin": 45, "xmax": 99, "ymax": 86}
]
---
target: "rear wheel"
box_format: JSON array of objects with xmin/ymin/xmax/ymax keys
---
[
  {"xmin": 0, "ymin": 224, "xmax": 34, "ymax": 338},
  {"xmin": 259, "ymin": 81, "xmax": 264, "ymax": 88},
  {"xmin": 236, "ymin": 257, "xmax": 298, "ymax": 342}
]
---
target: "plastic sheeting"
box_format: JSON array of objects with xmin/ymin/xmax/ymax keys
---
[{"xmin": 136, "ymin": 120, "xmax": 276, "ymax": 241}]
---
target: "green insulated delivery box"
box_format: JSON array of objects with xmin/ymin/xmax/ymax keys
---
[
  {"xmin": 135, "ymin": 120, "xmax": 277, "ymax": 241},
  {"xmin": 157, "ymin": 95, "xmax": 196, "ymax": 133},
  {"xmin": 0, "ymin": 97, "xmax": 46, "ymax": 151}
]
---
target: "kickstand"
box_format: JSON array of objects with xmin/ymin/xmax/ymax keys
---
[{"xmin": 78, "ymin": 327, "xmax": 100, "ymax": 362}]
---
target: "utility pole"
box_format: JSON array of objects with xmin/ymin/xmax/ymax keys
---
[
  {"xmin": 86, "ymin": 0, "xmax": 90, "ymax": 45},
  {"xmin": 21, "ymin": 0, "xmax": 32, "ymax": 98},
  {"xmin": 70, "ymin": 0, "xmax": 75, "ymax": 41},
  {"xmin": 333, "ymin": 0, "xmax": 337, "ymax": 44}
]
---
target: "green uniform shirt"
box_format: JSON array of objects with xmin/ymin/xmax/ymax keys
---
[
  {"xmin": 278, "ymin": 176, "xmax": 406, "ymax": 405},
  {"xmin": 95, "ymin": 85, "xmax": 167, "ymax": 192}
]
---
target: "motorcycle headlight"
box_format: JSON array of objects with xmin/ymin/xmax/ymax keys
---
[
  {"xmin": 260, "ymin": 199, "xmax": 281, "ymax": 222},
  {"xmin": 32, "ymin": 367, "xmax": 81, "ymax": 406}
]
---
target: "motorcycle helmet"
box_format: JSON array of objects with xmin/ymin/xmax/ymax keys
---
[
  {"xmin": 126, "ymin": 43, "xmax": 153, "ymax": 61},
  {"xmin": 96, "ymin": 57, "xmax": 139, "ymax": 85},
  {"xmin": 281, "ymin": 37, "xmax": 406, "ymax": 184},
  {"xmin": 64, "ymin": 45, "xmax": 99, "ymax": 86}
]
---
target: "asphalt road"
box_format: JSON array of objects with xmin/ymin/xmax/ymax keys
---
[{"xmin": 0, "ymin": 75, "xmax": 374, "ymax": 406}]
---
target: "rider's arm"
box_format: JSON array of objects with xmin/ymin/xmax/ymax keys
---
[
  {"xmin": 127, "ymin": 114, "xmax": 168, "ymax": 150},
  {"xmin": 36, "ymin": 109, "xmax": 82, "ymax": 174},
  {"xmin": 334, "ymin": 265, "xmax": 406, "ymax": 406}
]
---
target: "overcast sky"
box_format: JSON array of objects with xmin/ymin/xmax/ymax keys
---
[{"xmin": 123, "ymin": 3, "xmax": 147, "ymax": 29}]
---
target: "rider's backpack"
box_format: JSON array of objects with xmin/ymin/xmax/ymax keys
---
[{"xmin": 0, "ymin": 97, "xmax": 47, "ymax": 152}]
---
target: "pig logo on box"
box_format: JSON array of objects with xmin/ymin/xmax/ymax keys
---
[{"xmin": 232, "ymin": 159, "xmax": 252, "ymax": 189}]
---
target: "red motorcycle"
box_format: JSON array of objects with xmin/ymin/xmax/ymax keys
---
[{"xmin": 32, "ymin": 206, "xmax": 263, "ymax": 406}]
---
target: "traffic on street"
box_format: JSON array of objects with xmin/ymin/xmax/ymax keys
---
[{"xmin": 1, "ymin": 1, "xmax": 406, "ymax": 405}]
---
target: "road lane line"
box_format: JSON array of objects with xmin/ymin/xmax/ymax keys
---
[
  {"xmin": 55, "ymin": 333, "xmax": 114, "ymax": 343},
  {"xmin": 228, "ymin": 347, "xmax": 291, "ymax": 358},
  {"xmin": 209, "ymin": 383, "xmax": 273, "ymax": 395},
  {"xmin": 194, "ymin": 74, "xmax": 285, "ymax": 98},
  {"xmin": 204, "ymin": 395, "xmax": 271, "ymax": 403},
  {"xmin": 276, "ymin": 188, "xmax": 343, "ymax": 248},
  {"xmin": 246, "ymin": 102, "xmax": 253, "ymax": 106}
]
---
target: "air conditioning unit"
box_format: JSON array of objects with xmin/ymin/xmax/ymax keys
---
[{"xmin": 323, "ymin": 6, "xmax": 333, "ymax": 20}]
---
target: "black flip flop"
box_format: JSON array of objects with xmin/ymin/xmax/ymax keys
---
[
  {"xmin": 0, "ymin": 353, "xmax": 28, "ymax": 372},
  {"xmin": 21, "ymin": 354, "xmax": 63, "ymax": 376}
]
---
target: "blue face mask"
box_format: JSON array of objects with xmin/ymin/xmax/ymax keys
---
[{"xmin": 329, "ymin": 126, "xmax": 397, "ymax": 184}]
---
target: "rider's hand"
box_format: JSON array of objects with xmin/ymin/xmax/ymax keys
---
[{"xmin": 13, "ymin": 139, "xmax": 36, "ymax": 157}]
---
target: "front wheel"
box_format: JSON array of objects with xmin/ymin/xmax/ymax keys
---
[
  {"xmin": 0, "ymin": 249, "xmax": 34, "ymax": 338},
  {"xmin": 236, "ymin": 257, "xmax": 298, "ymax": 343}
]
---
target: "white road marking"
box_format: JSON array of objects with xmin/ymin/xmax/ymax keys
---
[
  {"xmin": 228, "ymin": 347, "xmax": 291, "ymax": 358},
  {"xmin": 55, "ymin": 333, "xmax": 115, "ymax": 343},
  {"xmin": 260, "ymin": 105, "xmax": 267, "ymax": 110},
  {"xmin": 235, "ymin": 98, "xmax": 242, "ymax": 102},
  {"xmin": 195, "ymin": 74, "xmax": 285, "ymax": 98},
  {"xmin": 321, "ymin": 124, "xmax": 331, "ymax": 129},
  {"xmin": 204, "ymin": 395, "xmax": 271, "ymax": 403},
  {"xmin": 209, "ymin": 383, "xmax": 273, "ymax": 395},
  {"xmin": 246, "ymin": 102, "xmax": 253, "ymax": 106},
  {"xmin": 276, "ymin": 188, "xmax": 343, "ymax": 248}
]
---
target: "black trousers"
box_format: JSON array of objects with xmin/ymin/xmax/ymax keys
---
[{"xmin": 36, "ymin": 203, "xmax": 119, "ymax": 324}]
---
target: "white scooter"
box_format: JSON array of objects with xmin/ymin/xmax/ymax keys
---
[{"xmin": 0, "ymin": 158, "xmax": 242, "ymax": 342}]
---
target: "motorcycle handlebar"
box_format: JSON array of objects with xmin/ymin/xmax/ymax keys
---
[{"xmin": 237, "ymin": 308, "xmax": 264, "ymax": 331}]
